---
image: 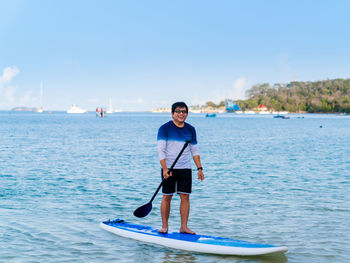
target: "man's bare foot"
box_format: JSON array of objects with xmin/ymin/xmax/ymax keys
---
[
  {"xmin": 158, "ymin": 227, "xmax": 168, "ymax": 233},
  {"xmin": 180, "ymin": 227, "xmax": 196, "ymax": 235}
]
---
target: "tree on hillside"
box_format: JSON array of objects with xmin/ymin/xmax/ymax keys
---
[
  {"xmin": 240, "ymin": 78, "xmax": 350, "ymax": 113},
  {"xmin": 205, "ymin": 101, "xmax": 217, "ymax": 108}
]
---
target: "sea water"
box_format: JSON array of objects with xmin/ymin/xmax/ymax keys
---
[{"xmin": 0, "ymin": 112, "xmax": 349, "ymax": 263}]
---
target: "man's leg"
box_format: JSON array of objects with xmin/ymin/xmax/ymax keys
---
[
  {"xmin": 159, "ymin": 194, "xmax": 172, "ymax": 233},
  {"xmin": 179, "ymin": 193, "xmax": 195, "ymax": 234}
]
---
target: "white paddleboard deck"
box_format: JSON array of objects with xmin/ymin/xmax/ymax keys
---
[{"xmin": 100, "ymin": 219, "xmax": 288, "ymax": 256}]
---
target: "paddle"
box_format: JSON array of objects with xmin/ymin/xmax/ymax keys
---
[{"xmin": 133, "ymin": 140, "xmax": 191, "ymax": 218}]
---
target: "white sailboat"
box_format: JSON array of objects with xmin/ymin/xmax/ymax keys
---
[
  {"xmin": 37, "ymin": 81, "xmax": 44, "ymax": 113},
  {"xmin": 106, "ymin": 98, "xmax": 113, "ymax": 114},
  {"xmin": 67, "ymin": 104, "xmax": 87, "ymax": 114}
]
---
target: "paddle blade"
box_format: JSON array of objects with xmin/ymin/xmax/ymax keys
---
[{"xmin": 133, "ymin": 202, "xmax": 152, "ymax": 218}]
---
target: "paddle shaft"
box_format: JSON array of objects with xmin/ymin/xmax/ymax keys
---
[{"xmin": 149, "ymin": 140, "xmax": 191, "ymax": 203}]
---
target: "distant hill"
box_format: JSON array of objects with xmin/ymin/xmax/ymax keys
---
[
  {"xmin": 236, "ymin": 78, "xmax": 350, "ymax": 113},
  {"xmin": 11, "ymin": 107, "xmax": 41, "ymax": 112}
]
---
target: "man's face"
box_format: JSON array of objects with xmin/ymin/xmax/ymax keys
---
[{"xmin": 172, "ymin": 107, "xmax": 188, "ymax": 123}]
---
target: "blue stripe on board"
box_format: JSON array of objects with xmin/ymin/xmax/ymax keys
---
[{"xmin": 102, "ymin": 219, "xmax": 276, "ymax": 248}]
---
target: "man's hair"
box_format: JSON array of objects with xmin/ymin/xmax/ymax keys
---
[{"xmin": 171, "ymin": 102, "xmax": 188, "ymax": 113}]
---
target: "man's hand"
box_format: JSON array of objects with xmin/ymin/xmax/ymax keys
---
[
  {"xmin": 163, "ymin": 169, "xmax": 172, "ymax": 179},
  {"xmin": 198, "ymin": 170, "xmax": 204, "ymax": 181}
]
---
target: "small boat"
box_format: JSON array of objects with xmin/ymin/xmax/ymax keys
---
[
  {"xmin": 106, "ymin": 98, "xmax": 113, "ymax": 114},
  {"xmin": 67, "ymin": 104, "xmax": 87, "ymax": 114},
  {"xmin": 96, "ymin": 107, "xmax": 105, "ymax": 117},
  {"xmin": 205, "ymin": 113, "xmax": 216, "ymax": 117},
  {"xmin": 37, "ymin": 81, "xmax": 44, "ymax": 113},
  {"xmin": 274, "ymin": 115, "xmax": 290, "ymax": 119},
  {"xmin": 36, "ymin": 107, "xmax": 44, "ymax": 113}
]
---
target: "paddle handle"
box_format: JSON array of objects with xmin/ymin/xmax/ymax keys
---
[{"xmin": 149, "ymin": 140, "xmax": 191, "ymax": 203}]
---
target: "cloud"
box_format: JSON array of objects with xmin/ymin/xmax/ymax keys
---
[
  {"xmin": 0, "ymin": 66, "xmax": 20, "ymax": 107},
  {"xmin": 203, "ymin": 77, "xmax": 248, "ymax": 104},
  {"xmin": 0, "ymin": 66, "xmax": 20, "ymax": 88},
  {"xmin": 230, "ymin": 77, "xmax": 247, "ymax": 100},
  {"xmin": 137, "ymin": 97, "xmax": 143, "ymax": 103}
]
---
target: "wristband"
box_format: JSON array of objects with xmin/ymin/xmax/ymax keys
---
[{"xmin": 197, "ymin": 167, "xmax": 203, "ymax": 171}]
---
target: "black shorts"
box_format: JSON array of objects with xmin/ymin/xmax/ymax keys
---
[{"xmin": 161, "ymin": 168, "xmax": 192, "ymax": 195}]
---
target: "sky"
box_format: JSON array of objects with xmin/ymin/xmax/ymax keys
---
[{"xmin": 1, "ymin": 0, "xmax": 350, "ymax": 111}]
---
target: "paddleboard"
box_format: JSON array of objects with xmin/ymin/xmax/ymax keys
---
[{"xmin": 100, "ymin": 219, "xmax": 288, "ymax": 256}]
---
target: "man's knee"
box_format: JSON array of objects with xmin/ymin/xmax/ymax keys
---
[
  {"xmin": 162, "ymin": 195, "xmax": 173, "ymax": 202},
  {"xmin": 179, "ymin": 193, "xmax": 190, "ymax": 201}
]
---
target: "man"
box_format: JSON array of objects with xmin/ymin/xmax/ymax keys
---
[{"xmin": 157, "ymin": 102, "xmax": 204, "ymax": 234}]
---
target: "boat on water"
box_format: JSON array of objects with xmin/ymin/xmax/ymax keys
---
[
  {"xmin": 274, "ymin": 115, "xmax": 290, "ymax": 119},
  {"xmin": 205, "ymin": 113, "xmax": 216, "ymax": 117},
  {"xmin": 96, "ymin": 107, "xmax": 105, "ymax": 117},
  {"xmin": 37, "ymin": 81, "xmax": 44, "ymax": 113},
  {"xmin": 67, "ymin": 104, "xmax": 87, "ymax": 114},
  {"xmin": 106, "ymin": 98, "xmax": 113, "ymax": 114}
]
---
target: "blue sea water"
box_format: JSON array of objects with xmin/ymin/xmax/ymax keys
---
[{"xmin": 0, "ymin": 111, "xmax": 349, "ymax": 263}]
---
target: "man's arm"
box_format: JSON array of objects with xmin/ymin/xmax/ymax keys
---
[
  {"xmin": 160, "ymin": 159, "xmax": 172, "ymax": 179},
  {"xmin": 193, "ymin": 155, "xmax": 204, "ymax": 181}
]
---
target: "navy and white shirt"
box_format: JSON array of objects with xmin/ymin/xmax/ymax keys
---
[{"xmin": 157, "ymin": 121, "xmax": 199, "ymax": 169}]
